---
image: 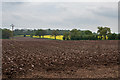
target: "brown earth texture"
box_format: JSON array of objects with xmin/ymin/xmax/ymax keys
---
[{"xmin": 2, "ymin": 37, "xmax": 120, "ymax": 78}]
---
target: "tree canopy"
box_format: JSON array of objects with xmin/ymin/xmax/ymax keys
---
[
  {"xmin": 35, "ymin": 29, "xmax": 46, "ymax": 38},
  {"xmin": 52, "ymin": 30, "xmax": 59, "ymax": 39},
  {"xmin": 2, "ymin": 29, "xmax": 12, "ymax": 39},
  {"xmin": 97, "ymin": 27, "xmax": 111, "ymax": 40}
]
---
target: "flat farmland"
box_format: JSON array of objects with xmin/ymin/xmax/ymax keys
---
[{"xmin": 2, "ymin": 37, "xmax": 119, "ymax": 78}]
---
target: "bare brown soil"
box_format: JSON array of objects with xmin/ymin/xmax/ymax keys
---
[{"xmin": 2, "ymin": 37, "xmax": 119, "ymax": 78}]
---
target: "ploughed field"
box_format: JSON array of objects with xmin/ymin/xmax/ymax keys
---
[{"xmin": 2, "ymin": 37, "xmax": 119, "ymax": 78}]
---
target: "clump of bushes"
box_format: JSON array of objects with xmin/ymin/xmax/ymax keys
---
[
  {"xmin": 2, "ymin": 29, "xmax": 12, "ymax": 39},
  {"xmin": 63, "ymin": 29, "xmax": 98, "ymax": 40},
  {"xmin": 107, "ymin": 33, "xmax": 118, "ymax": 40}
]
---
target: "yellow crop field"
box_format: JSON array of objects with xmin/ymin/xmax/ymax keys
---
[
  {"xmin": 98, "ymin": 35, "xmax": 108, "ymax": 40},
  {"xmin": 26, "ymin": 35, "xmax": 30, "ymax": 37},
  {"xmin": 32, "ymin": 35, "xmax": 63, "ymax": 40}
]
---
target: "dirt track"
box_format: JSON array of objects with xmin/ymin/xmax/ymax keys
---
[{"xmin": 2, "ymin": 37, "xmax": 119, "ymax": 78}]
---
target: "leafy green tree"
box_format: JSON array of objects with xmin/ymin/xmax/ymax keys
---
[
  {"xmin": 97, "ymin": 27, "xmax": 111, "ymax": 40},
  {"xmin": 63, "ymin": 32, "xmax": 70, "ymax": 40},
  {"xmin": 84, "ymin": 30, "xmax": 92, "ymax": 35},
  {"xmin": 97, "ymin": 27, "xmax": 103, "ymax": 40},
  {"xmin": 41, "ymin": 30, "xmax": 46, "ymax": 38},
  {"xmin": 70, "ymin": 29, "xmax": 80, "ymax": 40},
  {"xmin": 35, "ymin": 29, "xmax": 46, "ymax": 38},
  {"xmin": 2, "ymin": 29, "xmax": 12, "ymax": 39},
  {"xmin": 108, "ymin": 33, "xmax": 117, "ymax": 40},
  {"xmin": 52, "ymin": 30, "xmax": 58, "ymax": 39}
]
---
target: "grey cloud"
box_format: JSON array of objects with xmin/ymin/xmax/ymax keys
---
[
  {"xmin": 2, "ymin": 2, "xmax": 118, "ymax": 33},
  {"xmin": 91, "ymin": 6, "xmax": 118, "ymax": 18}
]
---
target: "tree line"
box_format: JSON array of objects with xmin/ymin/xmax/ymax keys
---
[
  {"xmin": 13, "ymin": 29, "xmax": 70, "ymax": 36},
  {"xmin": 1, "ymin": 27, "xmax": 120, "ymax": 40},
  {"xmin": 63, "ymin": 27, "xmax": 120, "ymax": 40}
]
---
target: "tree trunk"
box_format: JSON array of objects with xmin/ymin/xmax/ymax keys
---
[
  {"xmin": 39, "ymin": 36, "xmax": 41, "ymax": 38},
  {"xmin": 104, "ymin": 35, "xmax": 106, "ymax": 40},
  {"xmin": 55, "ymin": 36, "xmax": 56, "ymax": 40}
]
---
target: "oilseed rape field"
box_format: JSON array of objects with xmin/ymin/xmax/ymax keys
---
[
  {"xmin": 20, "ymin": 35, "xmax": 64, "ymax": 40},
  {"xmin": 19, "ymin": 35, "xmax": 109, "ymax": 40}
]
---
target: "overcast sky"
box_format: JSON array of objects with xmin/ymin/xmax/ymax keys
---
[{"xmin": 2, "ymin": 2, "xmax": 118, "ymax": 33}]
